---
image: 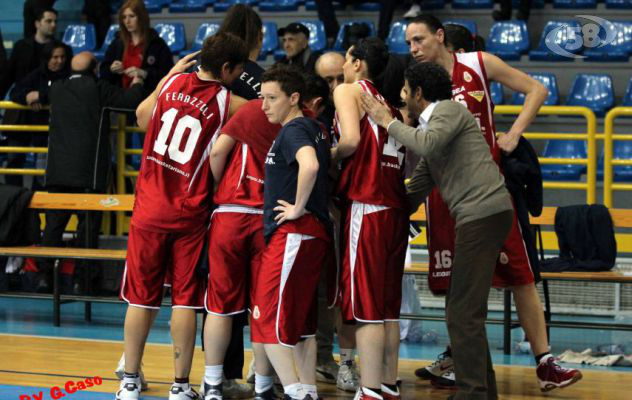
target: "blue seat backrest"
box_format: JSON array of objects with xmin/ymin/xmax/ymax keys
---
[
  {"xmin": 442, "ymin": 19, "xmax": 477, "ymax": 35},
  {"xmin": 536, "ymin": 20, "xmax": 583, "ymax": 54},
  {"xmin": 299, "ymin": 20, "xmax": 327, "ymax": 52},
  {"xmin": 261, "ymin": 21, "xmax": 279, "ymax": 56},
  {"xmin": 487, "ymin": 21, "xmax": 529, "ymax": 54},
  {"xmin": 490, "ymin": 81, "xmax": 503, "ymax": 105},
  {"xmin": 512, "ymin": 73, "xmax": 559, "ymax": 105},
  {"xmin": 192, "ymin": 23, "xmax": 219, "ymax": 51},
  {"xmin": 386, "ymin": 21, "xmax": 409, "ymax": 54},
  {"xmin": 101, "ymin": 25, "xmax": 119, "ymax": 51},
  {"xmin": 62, "ymin": 24, "xmax": 97, "ymax": 53},
  {"xmin": 566, "ymin": 74, "xmax": 614, "ymax": 117},
  {"xmin": 624, "ymin": 77, "xmax": 632, "ymax": 106},
  {"xmin": 155, "ymin": 22, "xmax": 186, "ymax": 54}
]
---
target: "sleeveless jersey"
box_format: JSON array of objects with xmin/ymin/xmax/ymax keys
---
[
  {"xmin": 214, "ymin": 99, "xmax": 280, "ymax": 208},
  {"xmin": 334, "ymin": 80, "xmax": 406, "ymax": 209},
  {"xmin": 132, "ymin": 72, "xmax": 230, "ymax": 232},
  {"xmin": 426, "ymin": 51, "xmax": 531, "ymax": 294}
]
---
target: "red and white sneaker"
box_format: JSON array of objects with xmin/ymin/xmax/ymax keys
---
[
  {"xmin": 536, "ymin": 356, "xmax": 582, "ymax": 392},
  {"xmin": 380, "ymin": 384, "xmax": 400, "ymax": 400},
  {"xmin": 353, "ymin": 387, "xmax": 383, "ymax": 400}
]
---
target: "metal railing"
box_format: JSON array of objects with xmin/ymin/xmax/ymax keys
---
[{"xmin": 603, "ymin": 107, "xmax": 632, "ymax": 208}]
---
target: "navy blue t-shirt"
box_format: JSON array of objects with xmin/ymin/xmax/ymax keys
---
[{"xmin": 263, "ymin": 116, "xmax": 330, "ymax": 240}]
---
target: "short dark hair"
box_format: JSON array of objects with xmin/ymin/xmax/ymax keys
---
[
  {"xmin": 444, "ymin": 24, "xmax": 486, "ymax": 53},
  {"xmin": 408, "ymin": 15, "xmax": 443, "ymax": 34},
  {"xmin": 200, "ymin": 32, "xmax": 249, "ymax": 76},
  {"xmin": 303, "ymin": 73, "xmax": 329, "ymax": 104},
  {"xmin": 405, "ymin": 62, "xmax": 452, "ymax": 103},
  {"xmin": 218, "ymin": 4, "xmax": 263, "ymax": 54},
  {"xmin": 36, "ymin": 7, "xmax": 58, "ymax": 21},
  {"xmin": 261, "ymin": 64, "xmax": 306, "ymax": 103}
]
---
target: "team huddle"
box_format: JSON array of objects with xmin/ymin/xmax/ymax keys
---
[{"xmin": 114, "ymin": 13, "xmax": 582, "ymax": 400}]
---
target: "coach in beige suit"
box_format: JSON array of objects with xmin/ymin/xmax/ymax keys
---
[{"xmin": 361, "ymin": 62, "xmax": 513, "ymax": 400}]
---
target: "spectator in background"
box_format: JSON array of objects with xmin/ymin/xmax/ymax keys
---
[
  {"xmin": 0, "ymin": 7, "xmax": 59, "ymax": 99},
  {"xmin": 493, "ymin": 0, "xmax": 532, "ymax": 21},
  {"xmin": 1, "ymin": 7, "xmax": 65, "ymax": 188},
  {"xmin": 99, "ymin": 0, "xmax": 173, "ymax": 92},
  {"xmin": 9, "ymin": 40, "xmax": 71, "ymax": 190},
  {"xmin": 219, "ymin": 4, "xmax": 265, "ymax": 99},
  {"xmin": 40, "ymin": 52, "xmax": 145, "ymax": 294},
  {"xmin": 23, "ymin": 0, "xmax": 56, "ymax": 38},
  {"xmin": 314, "ymin": 0, "xmax": 397, "ymax": 43},
  {"xmin": 83, "ymin": 0, "xmax": 112, "ymax": 48},
  {"xmin": 277, "ymin": 22, "xmax": 320, "ymax": 74}
]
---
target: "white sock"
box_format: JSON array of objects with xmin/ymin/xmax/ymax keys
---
[
  {"xmin": 255, "ymin": 373, "xmax": 273, "ymax": 393},
  {"xmin": 172, "ymin": 381, "xmax": 190, "ymax": 391},
  {"xmin": 283, "ymin": 383, "xmax": 303, "ymax": 399},
  {"xmin": 204, "ymin": 364, "xmax": 224, "ymax": 385},
  {"xmin": 303, "ymin": 384, "xmax": 318, "ymax": 399},
  {"xmin": 340, "ymin": 348, "xmax": 355, "ymax": 364},
  {"xmin": 122, "ymin": 374, "xmax": 140, "ymax": 385}
]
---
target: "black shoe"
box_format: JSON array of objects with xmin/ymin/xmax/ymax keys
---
[
  {"xmin": 254, "ymin": 388, "xmax": 277, "ymax": 400},
  {"xmin": 492, "ymin": 10, "xmax": 511, "ymax": 21},
  {"xmin": 202, "ymin": 381, "xmax": 222, "ymax": 399}
]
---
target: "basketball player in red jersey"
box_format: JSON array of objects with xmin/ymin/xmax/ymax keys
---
[
  {"xmin": 116, "ymin": 32, "xmax": 249, "ymax": 400},
  {"xmin": 332, "ymin": 38, "xmax": 408, "ymax": 400},
  {"xmin": 201, "ymin": 98, "xmax": 280, "ymax": 400},
  {"xmin": 405, "ymin": 16, "xmax": 582, "ymax": 392}
]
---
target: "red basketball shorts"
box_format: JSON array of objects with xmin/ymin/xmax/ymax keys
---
[
  {"xmin": 121, "ymin": 224, "xmax": 207, "ymax": 309},
  {"xmin": 205, "ymin": 207, "xmax": 265, "ymax": 315},
  {"xmin": 250, "ymin": 217, "xmax": 329, "ymax": 346},
  {"xmin": 340, "ymin": 202, "xmax": 408, "ymax": 323},
  {"xmin": 426, "ymin": 189, "xmax": 534, "ymax": 293}
]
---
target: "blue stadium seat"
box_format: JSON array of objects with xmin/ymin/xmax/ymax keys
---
[
  {"xmin": 169, "ymin": 0, "xmax": 213, "ymax": 13},
  {"xmin": 62, "ymin": 24, "xmax": 97, "ymax": 54},
  {"xmin": 333, "ymin": 21, "xmax": 377, "ymax": 51},
  {"xmin": 490, "ymin": 81, "xmax": 503, "ymax": 105},
  {"xmin": 606, "ymin": 0, "xmax": 632, "ymax": 8},
  {"xmin": 94, "ymin": 24, "xmax": 119, "ymax": 60},
  {"xmin": 305, "ymin": 1, "xmax": 343, "ymax": 11},
  {"xmin": 442, "ymin": 19, "xmax": 477, "ymax": 35},
  {"xmin": 144, "ymin": 0, "xmax": 168, "ymax": 14},
  {"xmin": 259, "ymin": 21, "xmax": 279, "ymax": 60},
  {"xmin": 553, "ymin": 0, "xmax": 597, "ymax": 8},
  {"xmin": 386, "ymin": 21, "xmax": 409, "ymax": 55},
  {"xmin": 353, "ymin": 2, "xmax": 381, "ymax": 11},
  {"xmin": 214, "ymin": 0, "xmax": 258, "ymax": 12},
  {"xmin": 529, "ymin": 20, "xmax": 583, "ymax": 61},
  {"xmin": 511, "ymin": 73, "xmax": 560, "ymax": 106},
  {"xmin": 584, "ymin": 21, "xmax": 632, "ymax": 62},
  {"xmin": 180, "ymin": 22, "xmax": 219, "ymax": 57},
  {"xmin": 486, "ymin": 21, "xmax": 529, "ymax": 61},
  {"xmin": 259, "ymin": 0, "xmax": 299, "ymax": 11},
  {"xmin": 624, "ymin": 77, "xmax": 632, "ymax": 106},
  {"xmin": 154, "ymin": 23, "xmax": 186, "ymax": 54},
  {"xmin": 597, "ymin": 143, "xmax": 632, "ymax": 182},
  {"xmin": 512, "ymin": 0, "xmax": 544, "ymax": 8},
  {"xmin": 566, "ymin": 74, "xmax": 614, "ymax": 117},
  {"xmin": 452, "ymin": 0, "xmax": 493, "ymax": 9},
  {"xmin": 300, "ymin": 20, "xmax": 327, "ymax": 52},
  {"xmin": 422, "ymin": 0, "xmax": 446, "ymax": 9},
  {"xmin": 541, "ymin": 139, "xmax": 587, "ymax": 181}
]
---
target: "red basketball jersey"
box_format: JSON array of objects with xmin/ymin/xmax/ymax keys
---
[
  {"xmin": 451, "ymin": 51, "xmax": 500, "ymax": 163},
  {"xmin": 132, "ymin": 72, "xmax": 230, "ymax": 232},
  {"xmin": 214, "ymin": 99, "xmax": 280, "ymax": 208},
  {"xmin": 334, "ymin": 80, "xmax": 406, "ymax": 209}
]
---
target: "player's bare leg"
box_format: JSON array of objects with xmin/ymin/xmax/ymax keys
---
[
  {"xmin": 252, "ymin": 342, "xmax": 277, "ymax": 398},
  {"xmin": 123, "ymin": 306, "xmax": 154, "ymax": 374},
  {"xmin": 201, "ymin": 313, "xmax": 233, "ymax": 397},
  {"xmin": 336, "ymin": 315, "xmax": 359, "ymax": 392},
  {"xmin": 356, "ymin": 323, "xmax": 385, "ymax": 389},
  {"xmin": 383, "ymin": 321, "xmax": 400, "ymax": 384},
  {"xmin": 264, "ymin": 344, "xmax": 303, "ymax": 399},
  {"xmin": 171, "ymin": 308, "xmax": 197, "ymax": 380},
  {"xmin": 117, "ymin": 308, "xmax": 160, "ymax": 390},
  {"xmin": 511, "ymin": 283, "xmax": 548, "ymax": 355},
  {"xmin": 294, "ymin": 337, "xmax": 320, "ymax": 399}
]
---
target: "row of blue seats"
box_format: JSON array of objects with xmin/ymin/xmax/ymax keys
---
[
  {"xmin": 65, "ymin": 18, "xmax": 632, "ymax": 66},
  {"xmin": 136, "ymin": 0, "xmax": 632, "ymax": 14}
]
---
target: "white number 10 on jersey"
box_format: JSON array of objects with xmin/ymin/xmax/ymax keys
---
[{"xmin": 153, "ymin": 107, "xmax": 202, "ymax": 165}]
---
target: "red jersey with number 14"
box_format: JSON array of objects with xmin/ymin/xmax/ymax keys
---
[
  {"xmin": 334, "ymin": 80, "xmax": 406, "ymax": 209},
  {"xmin": 132, "ymin": 72, "xmax": 230, "ymax": 232}
]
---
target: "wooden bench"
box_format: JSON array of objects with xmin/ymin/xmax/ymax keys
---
[
  {"xmin": 407, "ymin": 206, "xmax": 632, "ymax": 354},
  {"xmin": 0, "ymin": 192, "xmax": 134, "ymax": 326}
]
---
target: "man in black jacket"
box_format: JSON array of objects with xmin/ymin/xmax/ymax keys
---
[
  {"xmin": 37, "ymin": 52, "xmax": 145, "ymax": 293},
  {"xmin": 276, "ymin": 23, "xmax": 321, "ymax": 74}
]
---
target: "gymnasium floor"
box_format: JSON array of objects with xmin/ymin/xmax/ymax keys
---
[{"xmin": 1, "ymin": 298, "xmax": 630, "ymax": 399}]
